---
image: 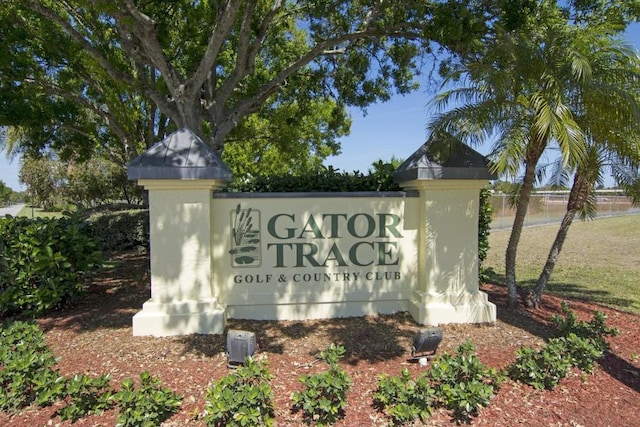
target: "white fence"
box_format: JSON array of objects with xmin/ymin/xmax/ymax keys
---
[{"xmin": 490, "ymin": 191, "xmax": 639, "ymax": 230}]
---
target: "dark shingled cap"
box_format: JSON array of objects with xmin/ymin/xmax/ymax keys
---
[
  {"xmin": 394, "ymin": 137, "xmax": 496, "ymax": 183},
  {"xmin": 127, "ymin": 128, "xmax": 232, "ymax": 181}
]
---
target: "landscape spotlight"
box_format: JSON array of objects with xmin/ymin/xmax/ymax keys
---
[
  {"xmin": 410, "ymin": 327, "xmax": 443, "ymax": 359},
  {"xmin": 226, "ymin": 329, "xmax": 256, "ymax": 367}
]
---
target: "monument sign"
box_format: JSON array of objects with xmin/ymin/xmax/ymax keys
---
[{"xmin": 128, "ymin": 128, "xmax": 496, "ymax": 336}]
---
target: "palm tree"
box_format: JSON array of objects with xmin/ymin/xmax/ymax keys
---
[
  {"xmin": 428, "ymin": 3, "xmax": 589, "ymax": 308},
  {"xmin": 527, "ymin": 36, "xmax": 640, "ymax": 308}
]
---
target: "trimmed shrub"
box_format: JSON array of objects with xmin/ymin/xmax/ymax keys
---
[
  {"xmin": 508, "ymin": 340, "xmax": 573, "ymax": 390},
  {"xmin": 426, "ymin": 341, "xmax": 503, "ymax": 423},
  {"xmin": 478, "ymin": 186, "xmax": 493, "ymax": 279},
  {"xmin": 374, "ymin": 368, "xmax": 434, "ymax": 425},
  {"xmin": 374, "ymin": 341, "xmax": 502, "ymax": 425},
  {"xmin": 84, "ymin": 209, "xmax": 149, "ymax": 252},
  {"xmin": 0, "ymin": 216, "xmax": 102, "ymax": 316},
  {"xmin": 1, "ymin": 321, "xmax": 187, "ymax": 424},
  {"xmin": 56, "ymin": 373, "xmax": 114, "ymax": 422},
  {"xmin": 227, "ymin": 165, "xmax": 400, "ymax": 193},
  {"xmin": 552, "ymin": 301, "xmax": 619, "ymax": 353}
]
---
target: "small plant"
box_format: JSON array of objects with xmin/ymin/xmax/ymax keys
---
[
  {"xmin": 552, "ymin": 301, "xmax": 619, "ymax": 353},
  {"xmin": 373, "ymin": 368, "xmax": 434, "ymax": 425},
  {"xmin": 508, "ymin": 340, "xmax": 572, "ymax": 390},
  {"xmin": 113, "ymin": 371, "xmax": 183, "ymax": 427},
  {"xmin": 509, "ymin": 302, "xmax": 620, "ymax": 391},
  {"xmin": 374, "ymin": 342, "xmax": 501, "ymax": 425},
  {"xmin": 426, "ymin": 341, "xmax": 503, "ymax": 423},
  {"xmin": 0, "ymin": 320, "xmax": 65, "ymax": 411},
  {"xmin": 203, "ymin": 357, "xmax": 275, "ymax": 427},
  {"xmin": 292, "ymin": 344, "xmax": 352, "ymax": 426},
  {"xmin": 57, "ymin": 373, "xmax": 114, "ymax": 422},
  {"xmin": 554, "ymin": 333, "xmax": 604, "ymax": 373}
]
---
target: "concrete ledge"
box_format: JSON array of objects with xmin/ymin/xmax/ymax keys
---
[
  {"xmin": 132, "ymin": 298, "xmax": 226, "ymax": 336},
  {"xmin": 222, "ymin": 290, "xmax": 412, "ymax": 306},
  {"xmin": 226, "ymin": 299, "xmax": 409, "ymax": 321},
  {"xmin": 408, "ymin": 291, "xmax": 496, "ymax": 326}
]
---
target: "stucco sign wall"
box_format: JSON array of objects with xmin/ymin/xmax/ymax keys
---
[
  {"xmin": 211, "ymin": 194, "xmax": 418, "ymax": 320},
  {"xmin": 127, "ymin": 128, "xmax": 497, "ymax": 337}
]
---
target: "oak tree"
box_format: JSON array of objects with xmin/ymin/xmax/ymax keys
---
[{"xmin": 2, "ymin": 0, "xmax": 532, "ymax": 175}]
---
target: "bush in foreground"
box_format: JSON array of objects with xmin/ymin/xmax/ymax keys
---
[
  {"xmin": 203, "ymin": 357, "xmax": 275, "ymax": 426},
  {"xmin": 0, "ymin": 320, "xmax": 64, "ymax": 411},
  {"xmin": 0, "ymin": 216, "xmax": 101, "ymax": 317},
  {"xmin": 508, "ymin": 302, "xmax": 619, "ymax": 390},
  {"xmin": 292, "ymin": 344, "xmax": 352, "ymax": 426},
  {"xmin": 374, "ymin": 341, "xmax": 503, "ymax": 425}
]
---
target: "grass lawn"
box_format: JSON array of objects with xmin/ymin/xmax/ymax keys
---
[
  {"xmin": 485, "ymin": 214, "xmax": 640, "ymax": 314},
  {"xmin": 17, "ymin": 205, "xmax": 65, "ymax": 219}
]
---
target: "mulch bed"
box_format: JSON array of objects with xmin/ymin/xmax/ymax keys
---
[{"xmin": 1, "ymin": 251, "xmax": 638, "ymax": 426}]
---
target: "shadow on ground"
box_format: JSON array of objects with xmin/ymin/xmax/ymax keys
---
[
  {"xmin": 177, "ymin": 313, "xmax": 419, "ymax": 365},
  {"xmin": 37, "ymin": 251, "xmax": 150, "ymax": 333},
  {"xmin": 481, "ymin": 279, "xmax": 640, "ymax": 395},
  {"xmin": 483, "ymin": 268, "xmax": 637, "ymax": 321}
]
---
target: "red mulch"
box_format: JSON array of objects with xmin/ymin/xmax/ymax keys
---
[{"xmin": 1, "ymin": 251, "xmax": 638, "ymax": 426}]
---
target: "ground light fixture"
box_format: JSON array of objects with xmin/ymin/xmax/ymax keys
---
[
  {"xmin": 226, "ymin": 329, "xmax": 256, "ymax": 367},
  {"xmin": 410, "ymin": 326, "xmax": 443, "ymax": 360}
]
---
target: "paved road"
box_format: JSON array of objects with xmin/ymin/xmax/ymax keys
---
[{"xmin": 0, "ymin": 203, "xmax": 26, "ymax": 217}]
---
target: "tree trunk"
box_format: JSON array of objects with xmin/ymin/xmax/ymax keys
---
[
  {"xmin": 527, "ymin": 165, "xmax": 595, "ymax": 308},
  {"xmin": 504, "ymin": 159, "xmax": 539, "ymax": 308},
  {"xmin": 526, "ymin": 209, "xmax": 577, "ymax": 309}
]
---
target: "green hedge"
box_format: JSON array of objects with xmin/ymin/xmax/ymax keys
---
[
  {"xmin": 0, "ymin": 217, "xmax": 101, "ymax": 317},
  {"xmin": 478, "ymin": 187, "xmax": 492, "ymax": 273},
  {"xmin": 84, "ymin": 209, "xmax": 149, "ymax": 252},
  {"xmin": 227, "ymin": 164, "xmax": 400, "ymax": 193}
]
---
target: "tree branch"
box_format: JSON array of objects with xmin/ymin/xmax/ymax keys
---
[
  {"xmin": 186, "ymin": 0, "xmax": 243, "ymax": 100},
  {"xmin": 216, "ymin": 24, "xmax": 421, "ymax": 142},
  {"xmin": 23, "ymin": 77, "xmax": 130, "ymax": 153},
  {"xmin": 115, "ymin": 0, "xmax": 184, "ymax": 99},
  {"xmin": 25, "ymin": 0, "xmax": 136, "ymax": 87}
]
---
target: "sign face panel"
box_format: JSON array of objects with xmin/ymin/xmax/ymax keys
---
[{"xmin": 212, "ymin": 195, "xmax": 418, "ymax": 313}]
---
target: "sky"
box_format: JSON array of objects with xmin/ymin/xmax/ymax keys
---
[
  {"xmin": 1, "ymin": 23, "xmax": 639, "ymax": 193},
  {"xmin": 324, "ymin": 22, "xmax": 640, "ymax": 181}
]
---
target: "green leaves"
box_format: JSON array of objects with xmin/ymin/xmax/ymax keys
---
[
  {"xmin": 113, "ymin": 372, "xmax": 183, "ymax": 427},
  {"xmin": 508, "ymin": 338, "xmax": 573, "ymax": 390},
  {"xmin": 373, "ymin": 368, "xmax": 434, "ymax": 425},
  {"xmin": 552, "ymin": 301, "xmax": 619, "ymax": 354},
  {"xmin": 0, "ymin": 321, "xmax": 183, "ymax": 424},
  {"xmin": 83, "ymin": 208, "xmax": 149, "ymax": 252},
  {"xmin": 425, "ymin": 341, "xmax": 503, "ymax": 423},
  {"xmin": 57, "ymin": 373, "xmax": 114, "ymax": 422},
  {"xmin": 291, "ymin": 344, "xmax": 351, "ymax": 426},
  {"xmin": 203, "ymin": 357, "xmax": 275, "ymax": 427},
  {"xmin": 508, "ymin": 302, "xmax": 619, "ymax": 389},
  {"xmin": 226, "ymin": 164, "xmax": 401, "ymax": 193},
  {"xmin": 374, "ymin": 341, "xmax": 502, "ymax": 425},
  {"xmin": 0, "ymin": 216, "xmax": 102, "ymax": 316},
  {"xmin": 6, "ymin": 0, "xmax": 525, "ymax": 179},
  {"xmin": 0, "ymin": 320, "xmax": 63, "ymax": 411}
]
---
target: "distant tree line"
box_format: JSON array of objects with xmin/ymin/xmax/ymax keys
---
[{"xmin": 0, "ymin": 180, "xmax": 25, "ymax": 207}]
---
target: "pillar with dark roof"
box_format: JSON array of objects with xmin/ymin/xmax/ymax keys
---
[
  {"xmin": 127, "ymin": 128, "xmax": 231, "ymax": 336},
  {"xmin": 394, "ymin": 139, "xmax": 497, "ymax": 325}
]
